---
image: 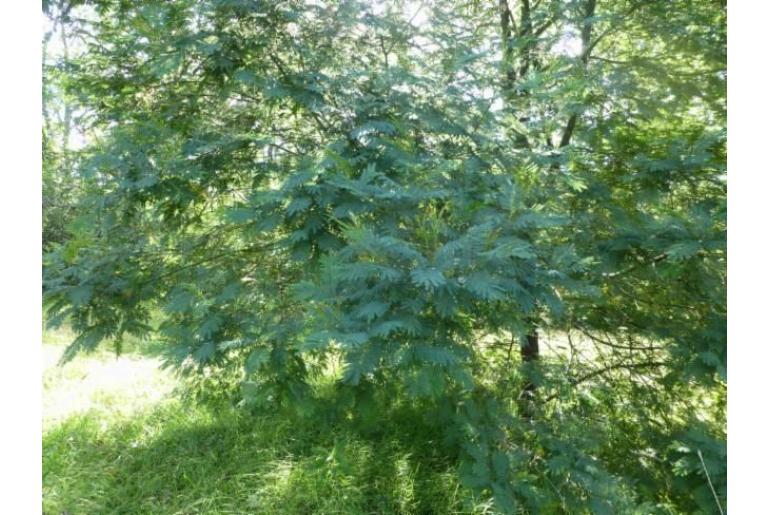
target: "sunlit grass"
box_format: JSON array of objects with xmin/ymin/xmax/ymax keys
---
[
  {"xmin": 42, "ymin": 327, "xmax": 491, "ymax": 514},
  {"xmin": 42, "ymin": 328, "xmax": 174, "ymax": 428}
]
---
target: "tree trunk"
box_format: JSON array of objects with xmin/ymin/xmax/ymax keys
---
[
  {"xmin": 521, "ymin": 331, "xmax": 539, "ymax": 364},
  {"xmin": 518, "ymin": 329, "xmax": 539, "ymax": 418},
  {"xmin": 496, "ymin": 0, "xmax": 598, "ymax": 415}
]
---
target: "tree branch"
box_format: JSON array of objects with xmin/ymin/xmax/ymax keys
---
[
  {"xmin": 559, "ymin": 114, "xmax": 577, "ymax": 148},
  {"xmin": 533, "ymin": 15, "xmax": 557, "ymax": 38},
  {"xmin": 545, "ymin": 361, "xmax": 669, "ymax": 402},
  {"xmin": 576, "ymin": 326, "xmax": 662, "ymax": 351},
  {"xmin": 557, "ymin": 0, "xmax": 596, "ymax": 148},
  {"xmin": 269, "ymin": 54, "xmax": 330, "ymax": 133},
  {"xmin": 517, "ymin": 0, "xmax": 533, "ymax": 77},
  {"xmin": 603, "ymin": 253, "xmax": 668, "ymax": 279},
  {"xmin": 581, "ymin": 2, "xmax": 645, "ymax": 61}
]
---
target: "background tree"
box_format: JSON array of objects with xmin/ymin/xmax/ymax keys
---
[{"xmin": 42, "ymin": 0, "xmax": 94, "ymax": 251}]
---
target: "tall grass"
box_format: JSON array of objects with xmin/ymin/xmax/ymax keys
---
[{"xmin": 42, "ymin": 328, "xmax": 491, "ymax": 514}]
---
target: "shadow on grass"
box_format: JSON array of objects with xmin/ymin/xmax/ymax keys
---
[{"xmin": 43, "ymin": 398, "xmax": 483, "ymax": 515}]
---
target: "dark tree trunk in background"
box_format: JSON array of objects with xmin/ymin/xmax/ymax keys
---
[
  {"xmin": 497, "ymin": 0, "xmax": 598, "ymax": 414},
  {"xmin": 498, "ymin": 1, "xmax": 542, "ymax": 409},
  {"xmin": 521, "ymin": 331, "xmax": 539, "ymax": 364},
  {"xmin": 519, "ymin": 330, "xmax": 539, "ymax": 418}
]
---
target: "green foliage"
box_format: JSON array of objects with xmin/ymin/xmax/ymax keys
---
[{"xmin": 43, "ymin": 0, "xmax": 725, "ymax": 512}]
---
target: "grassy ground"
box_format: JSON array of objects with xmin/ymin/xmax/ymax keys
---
[{"xmin": 42, "ymin": 328, "xmax": 491, "ymax": 514}]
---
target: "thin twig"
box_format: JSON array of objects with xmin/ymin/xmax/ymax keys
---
[
  {"xmin": 269, "ymin": 54, "xmax": 330, "ymax": 133},
  {"xmin": 577, "ymin": 326, "xmax": 662, "ymax": 351},
  {"xmin": 603, "ymin": 253, "xmax": 668, "ymax": 279},
  {"xmin": 544, "ymin": 361, "xmax": 668, "ymax": 402},
  {"xmin": 697, "ymin": 449, "xmax": 725, "ymax": 515}
]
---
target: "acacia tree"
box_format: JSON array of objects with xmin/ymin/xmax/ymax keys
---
[{"xmin": 44, "ymin": 1, "xmax": 725, "ymax": 512}]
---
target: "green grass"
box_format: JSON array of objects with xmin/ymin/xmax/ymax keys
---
[{"xmin": 42, "ymin": 328, "xmax": 492, "ymax": 514}]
